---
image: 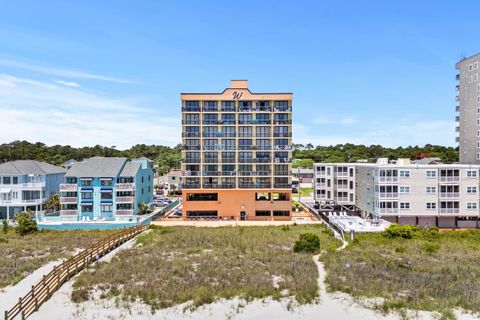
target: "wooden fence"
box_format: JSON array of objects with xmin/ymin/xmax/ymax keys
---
[{"xmin": 4, "ymin": 224, "xmax": 148, "ymax": 320}]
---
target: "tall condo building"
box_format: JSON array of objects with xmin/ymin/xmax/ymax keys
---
[
  {"xmin": 456, "ymin": 53, "xmax": 480, "ymax": 164},
  {"xmin": 181, "ymin": 80, "xmax": 293, "ymax": 221}
]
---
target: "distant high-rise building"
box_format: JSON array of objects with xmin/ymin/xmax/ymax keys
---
[
  {"xmin": 456, "ymin": 53, "xmax": 480, "ymax": 164},
  {"xmin": 181, "ymin": 80, "xmax": 293, "ymax": 221}
]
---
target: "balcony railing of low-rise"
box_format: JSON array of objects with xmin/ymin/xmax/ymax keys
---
[
  {"xmin": 376, "ymin": 177, "xmax": 399, "ymax": 183},
  {"xmin": 116, "ymin": 209, "xmax": 134, "ymax": 215},
  {"xmin": 377, "ymin": 193, "xmax": 399, "ymax": 198},
  {"xmin": 116, "ymin": 183, "xmax": 135, "ymax": 191},
  {"xmin": 273, "ymin": 132, "xmax": 292, "ymax": 137},
  {"xmin": 20, "ymin": 182, "xmax": 47, "ymax": 189},
  {"xmin": 335, "ymin": 185, "xmax": 349, "ymax": 190},
  {"xmin": 60, "ymin": 197, "xmax": 77, "ymax": 203},
  {"xmin": 440, "ymin": 176, "xmax": 460, "ymax": 182},
  {"xmin": 439, "ymin": 208, "xmax": 460, "ymax": 214},
  {"xmin": 439, "ymin": 192, "xmax": 460, "ymax": 198},
  {"xmin": 0, "ymin": 199, "xmax": 46, "ymax": 205},
  {"xmin": 116, "ymin": 196, "xmax": 135, "ymax": 203},
  {"xmin": 274, "ymin": 183, "xmax": 292, "ymax": 189},
  {"xmin": 335, "ymin": 171, "xmax": 349, "ymax": 177},
  {"xmin": 316, "ymin": 183, "xmax": 327, "ymax": 187},
  {"xmin": 378, "ymin": 208, "xmax": 398, "ymax": 214},
  {"xmin": 60, "ymin": 183, "xmax": 78, "ymax": 191},
  {"xmin": 336, "ymin": 197, "xmax": 350, "ymax": 202},
  {"xmin": 60, "ymin": 209, "xmax": 78, "ymax": 215}
]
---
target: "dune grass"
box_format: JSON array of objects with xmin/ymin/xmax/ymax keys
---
[
  {"xmin": 0, "ymin": 228, "xmax": 116, "ymax": 288},
  {"xmin": 322, "ymin": 227, "xmax": 480, "ymax": 317},
  {"xmin": 71, "ymin": 224, "xmax": 340, "ymax": 310}
]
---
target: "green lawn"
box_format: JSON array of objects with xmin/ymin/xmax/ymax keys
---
[
  {"xmin": 292, "ymin": 187, "xmax": 313, "ymax": 197},
  {"xmin": 72, "ymin": 225, "xmax": 341, "ymax": 310},
  {"xmin": 322, "ymin": 228, "xmax": 480, "ymax": 317},
  {"xmin": 0, "ymin": 228, "xmax": 116, "ymax": 287}
]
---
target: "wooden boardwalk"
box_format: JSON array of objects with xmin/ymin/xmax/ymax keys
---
[{"xmin": 4, "ymin": 225, "xmax": 148, "ymax": 320}]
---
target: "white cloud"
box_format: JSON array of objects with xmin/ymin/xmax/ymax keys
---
[
  {"xmin": 0, "ymin": 57, "xmax": 131, "ymax": 83},
  {"xmin": 0, "ymin": 74, "xmax": 179, "ymax": 149},
  {"xmin": 55, "ymin": 80, "xmax": 81, "ymax": 87}
]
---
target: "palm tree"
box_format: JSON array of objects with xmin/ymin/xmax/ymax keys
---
[
  {"xmin": 45, "ymin": 194, "xmax": 60, "ymax": 213},
  {"xmin": 170, "ymin": 184, "xmax": 177, "ymax": 196},
  {"xmin": 138, "ymin": 202, "xmax": 149, "ymax": 215}
]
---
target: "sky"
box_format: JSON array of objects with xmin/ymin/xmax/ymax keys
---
[{"xmin": 0, "ymin": 0, "xmax": 479, "ymax": 149}]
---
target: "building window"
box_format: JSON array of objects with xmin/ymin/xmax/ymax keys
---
[
  {"xmin": 400, "ymin": 202, "xmax": 410, "ymax": 209},
  {"xmin": 81, "ymin": 205, "xmax": 93, "ymax": 212},
  {"xmin": 399, "ymin": 186, "xmax": 410, "ymax": 193},
  {"xmin": 426, "ymin": 170, "xmax": 436, "ymax": 178},
  {"xmin": 426, "ymin": 202, "xmax": 436, "ymax": 209},
  {"xmin": 272, "ymin": 192, "xmax": 289, "ymax": 201},
  {"xmin": 467, "ymin": 186, "xmax": 477, "ymax": 194},
  {"xmin": 255, "ymin": 210, "xmax": 271, "ymax": 217},
  {"xmin": 273, "ymin": 210, "xmax": 290, "ymax": 216},
  {"xmin": 467, "ymin": 170, "xmax": 477, "ymax": 177},
  {"xmin": 81, "ymin": 179, "xmax": 92, "ymax": 186},
  {"xmin": 187, "ymin": 193, "xmax": 218, "ymax": 201},
  {"xmin": 100, "ymin": 179, "xmax": 112, "ymax": 186},
  {"xmin": 12, "ymin": 177, "xmax": 18, "ymax": 184},
  {"xmin": 101, "ymin": 191, "xmax": 113, "ymax": 200},
  {"xmin": 255, "ymin": 192, "xmax": 270, "ymax": 201},
  {"xmin": 81, "ymin": 191, "xmax": 93, "ymax": 199},
  {"xmin": 467, "ymin": 202, "xmax": 477, "ymax": 210},
  {"xmin": 426, "ymin": 186, "xmax": 436, "ymax": 194},
  {"xmin": 399, "ymin": 170, "xmax": 410, "ymax": 178},
  {"xmin": 186, "ymin": 210, "xmax": 218, "ymax": 218},
  {"xmin": 101, "ymin": 204, "xmax": 113, "ymax": 212},
  {"xmin": 2, "ymin": 177, "xmax": 11, "ymax": 184}
]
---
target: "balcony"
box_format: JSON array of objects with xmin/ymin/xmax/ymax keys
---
[
  {"xmin": 239, "ymin": 171, "xmax": 255, "ymax": 176},
  {"xmin": 316, "ymin": 183, "xmax": 326, "ymax": 187},
  {"xmin": 183, "ymin": 184, "xmax": 201, "ymax": 189},
  {"xmin": 257, "ymin": 171, "xmax": 272, "ymax": 176},
  {"xmin": 256, "ymin": 106, "xmax": 272, "ymax": 112},
  {"xmin": 336, "ymin": 197, "xmax": 350, "ymax": 203},
  {"xmin": 203, "ymin": 171, "xmax": 221, "ymax": 176},
  {"xmin": 238, "ymin": 158, "xmax": 255, "ymax": 163},
  {"xmin": 182, "ymin": 171, "xmax": 201, "ymax": 176},
  {"xmin": 220, "ymin": 120, "xmax": 236, "ymax": 125},
  {"xmin": 455, "ymin": 126, "xmax": 460, "ymax": 132},
  {"xmin": 116, "ymin": 196, "xmax": 134, "ymax": 203},
  {"xmin": 183, "ymin": 146, "xmax": 201, "ymax": 151},
  {"xmin": 182, "ymin": 120, "xmax": 200, "ymax": 125},
  {"xmin": 336, "ymin": 172, "xmax": 349, "ymax": 177},
  {"xmin": 221, "ymin": 158, "xmax": 236, "ymax": 163},
  {"xmin": 456, "ymin": 74, "xmax": 460, "ymax": 81},
  {"xmin": 183, "ymin": 158, "xmax": 201, "ymax": 164},
  {"xmin": 273, "ymin": 133, "xmax": 292, "ymax": 137},
  {"xmin": 116, "ymin": 209, "xmax": 134, "ymax": 215},
  {"xmin": 203, "ymin": 158, "xmax": 219, "ymax": 163},
  {"xmin": 257, "ymin": 183, "xmax": 272, "ymax": 188},
  {"xmin": 274, "ymin": 158, "xmax": 290, "ymax": 163},
  {"xmin": 238, "ymin": 133, "xmax": 253, "ymax": 138},
  {"xmin": 203, "ymin": 184, "xmax": 221, "ymax": 189},
  {"xmin": 274, "ymin": 120, "xmax": 292, "ymax": 125},
  {"xmin": 203, "ymin": 107, "xmax": 219, "ymax": 112},
  {"xmin": 239, "ymin": 183, "xmax": 255, "ymax": 189},
  {"xmin": 116, "ymin": 183, "xmax": 135, "ymax": 191},
  {"xmin": 456, "ymin": 137, "xmax": 460, "ymax": 143},
  {"xmin": 60, "ymin": 209, "xmax": 78, "ymax": 216},
  {"xmin": 439, "ymin": 208, "xmax": 460, "ymax": 214},
  {"xmin": 0, "ymin": 199, "xmax": 46, "ymax": 205},
  {"xmin": 274, "ymin": 183, "xmax": 291, "ymax": 189},
  {"xmin": 378, "ymin": 208, "xmax": 398, "ymax": 214},
  {"xmin": 439, "ymin": 192, "xmax": 460, "ymax": 198},
  {"xmin": 440, "ymin": 176, "xmax": 460, "ymax": 182},
  {"xmin": 256, "ymin": 134, "xmax": 271, "ymax": 138},
  {"xmin": 377, "ymin": 177, "xmax": 399, "ymax": 183},
  {"xmin": 335, "ymin": 185, "xmax": 349, "ymax": 190},
  {"xmin": 378, "ymin": 193, "xmax": 399, "ymax": 198},
  {"xmin": 455, "ymin": 85, "xmax": 460, "ymax": 91},
  {"xmin": 20, "ymin": 182, "xmax": 46, "ymax": 189},
  {"xmin": 455, "ymin": 116, "xmax": 460, "ymax": 122},
  {"xmin": 273, "ymin": 145, "xmax": 292, "ymax": 151},
  {"xmin": 203, "ymin": 120, "xmax": 220, "ymax": 125},
  {"xmin": 182, "ymin": 132, "xmax": 200, "ymax": 137},
  {"xmin": 220, "ymin": 171, "xmax": 236, "ymax": 176},
  {"xmin": 182, "ymin": 107, "xmax": 200, "ymax": 112},
  {"xmin": 256, "ymin": 120, "xmax": 271, "ymax": 125},
  {"xmin": 60, "ymin": 183, "xmax": 78, "ymax": 191},
  {"xmin": 456, "ymin": 96, "xmax": 460, "ymax": 102},
  {"xmin": 60, "ymin": 197, "xmax": 77, "ymax": 203},
  {"xmin": 456, "ymin": 105, "xmax": 460, "ymax": 112},
  {"xmin": 221, "ymin": 106, "xmax": 236, "ymax": 112},
  {"xmin": 273, "ymin": 106, "xmax": 292, "ymax": 112}
]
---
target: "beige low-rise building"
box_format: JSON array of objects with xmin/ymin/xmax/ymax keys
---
[{"xmin": 314, "ymin": 158, "xmax": 480, "ymax": 228}]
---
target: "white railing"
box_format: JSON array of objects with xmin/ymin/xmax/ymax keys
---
[
  {"xmin": 116, "ymin": 196, "xmax": 134, "ymax": 203},
  {"xmin": 440, "ymin": 177, "xmax": 460, "ymax": 182},
  {"xmin": 116, "ymin": 183, "xmax": 135, "ymax": 191},
  {"xmin": 378, "ymin": 193, "xmax": 399, "ymax": 198},
  {"xmin": 336, "ymin": 197, "xmax": 350, "ymax": 202},
  {"xmin": 116, "ymin": 209, "xmax": 134, "ymax": 215},
  {"xmin": 0, "ymin": 199, "xmax": 45, "ymax": 205},
  {"xmin": 378, "ymin": 208, "xmax": 398, "ymax": 214},
  {"xmin": 439, "ymin": 192, "xmax": 460, "ymax": 198},
  {"xmin": 335, "ymin": 172, "xmax": 349, "ymax": 177},
  {"xmin": 377, "ymin": 177, "xmax": 399, "ymax": 183},
  {"xmin": 60, "ymin": 184, "xmax": 78, "ymax": 191},
  {"xmin": 21, "ymin": 182, "xmax": 46, "ymax": 188},
  {"xmin": 60, "ymin": 197, "xmax": 78, "ymax": 203},
  {"xmin": 439, "ymin": 208, "xmax": 460, "ymax": 214},
  {"xmin": 60, "ymin": 209, "xmax": 78, "ymax": 215}
]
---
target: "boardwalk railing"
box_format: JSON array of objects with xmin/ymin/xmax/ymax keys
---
[{"xmin": 4, "ymin": 225, "xmax": 148, "ymax": 320}]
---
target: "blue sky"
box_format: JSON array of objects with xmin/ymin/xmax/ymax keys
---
[{"xmin": 0, "ymin": 0, "xmax": 478, "ymax": 149}]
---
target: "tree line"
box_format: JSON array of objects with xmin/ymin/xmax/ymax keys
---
[{"xmin": 1, "ymin": 141, "xmax": 459, "ymax": 172}]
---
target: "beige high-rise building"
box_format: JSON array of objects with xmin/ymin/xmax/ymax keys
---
[
  {"xmin": 180, "ymin": 80, "xmax": 293, "ymax": 220},
  {"xmin": 456, "ymin": 53, "xmax": 480, "ymax": 164}
]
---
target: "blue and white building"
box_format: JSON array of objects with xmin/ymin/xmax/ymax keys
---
[
  {"xmin": 0, "ymin": 160, "xmax": 66, "ymax": 219},
  {"xmin": 60, "ymin": 157, "xmax": 154, "ymax": 221}
]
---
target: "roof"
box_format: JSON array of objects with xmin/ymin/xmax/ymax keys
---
[
  {"xmin": 0, "ymin": 160, "xmax": 66, "ymax": 175},
  {"xmin": 411, "ymin": 157, "xmax": 443, "ymax": 165},
  {"xmin": 293, "ymin": 168, "xmax": 313, "ymax": 174},
  {"xmin": 62, "ymin": 159, "xmax": 77, "ymax": 166},
  {"xmin": 65, "ymin": 157, "xmax": 128, "ymax": 177},
  {"xmin": 120, "ymin": 162, "xmax": 141, "ymax": 177},
  {"xmin": 168, "ymin": 169, "xmax": 182, "ymax": 177},
  {"xmin": 136, "ymin": 156, "xmax": 152, "ymax": 162}
]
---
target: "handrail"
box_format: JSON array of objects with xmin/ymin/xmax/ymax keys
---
[{"xmin": 4, "ymin": 225, "xmax": 148, "ymax": 320}]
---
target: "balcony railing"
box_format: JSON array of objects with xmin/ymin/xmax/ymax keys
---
[
  {"xmin": 116, "ymin": 209, "xmax": 134, "ymax": 215},
  {"xmin": 221, "ymin": 158, "xmax": 236, "ymax": 163},
  {"xmin": 239, "ymin": 183, "xmax": 255, "ymax": 188},
  {"xmin": 316, "ymin": 183, "xmax": 326, "ymax": 187},
  {"xmin": 439, "ymin": 192, "xmax": 460, "ymax": 198},
  {"xmin": 238, "ymin": 158, "xmax": 255, "ymax": 163},
  {"xmin": 456, "ymin": 105, "xmax": 460, "ymax": 112},
  {"xmin": 0, "ymin": 199, "xmax": 46, "ymax": 205},
  {"xmin": 183, "ymin": 184, "xmax": 201, "ymax": 189},
  {"xmin": 116, "ymin": 196, "xmax": 134, "ymax": 203},
  {"xmin": 378, "ymin": 208, "xmax": 398, "ymax": 214},
  {"xmin": 274, "ymin": 158, "xmax": 291, "ymax": 163},
  {"xmin": 273, "ymin": 120, "xmax": 292, "ymax": 125},
  {"xmin": 456, "ymin": 74, "xmax": 460, "ymax": 81},
  {"xmin": 20, "ymin": 182, "xmax": 46, "ymax": 189},
  {"xmin": 203, "ymin": 120, "xmax": 220, "ymax": 125},
  {"xmin": 221, "ymin": 106, "xmax": 236, "ymax": 112},
  {"xmin": 60, "ymin": 183, "xmax": 78, "ymax": 191},
  {"xmin": 377, "ymin": 177, "xmax": 399, "ymax": 183},
  {"xmin": 378, "ymin": 193, "xmax": 399, "ymax": 198},
  {"xmin": 220, "ymin": 171, "xmax": 236, "ymax": 176},
  {"xmin": 336, "ymin": 172, "xmax": 349, "ymax": 177},
  {"xmin": 455, "ymin": 126, "xmax": 460, "ymax": 132},
  {"xmin": 273, "ymin": 133, "xmax": 292, "ymax": 137},
  {"xmin": 182, "ymin": 171, "xmax": 201, "ymax": 176},
  {"xmin": 60, "ymin": 197, "xmax": 77, "ymax": 203},
  {"xmin": 182, "ymin": 132, "xmax": 200, "ymax": 137},
  {"xmin": 203, "ymin": 107, "xmax": 219, "ymax": 112},
  {"xmin": 336, "ymin": 197, "xmax": 350, "ymax": 202},
  {"xmin": 335, "ymin": 185, "xmax": 349, "ymax": 190},
  {"xmin": 440, "ymin": 176, "xmax": 460, "ymax": 182},
  {"xmin": 183, "ymin": 158, "xmax": 201, "ymax": 164},
  {"xmin": 60, "ymin": 209, "xmax": 78, "ymax": 215},
  {"xmin": 116, "ymin": 183, "xmax": 135, "ymax": 191},
  {"xmin": 203, "ymin": 171, "xmax": 221, "ymax": 176},
  {"xmin": 273, "ymin": 145, "xmax": 292, "ymax": 151},
  {"xmin": 203, "ymin": 158, "xmax": 219, "ymax": 163},
  {"xmin": 455, "ymin": 116, "xmax": 460, "ymax": 122},
  {"xmin": 182, "ymin": 107, "xmax": 200, "ymax": 112},
  {"xmin": 257, "ymin": 171, "xmax": 271, "ymax": 176},
  {"xmin": 238, "ymin": 133, "xmax": 253, "ymax": 138},
  {"xmin": 439, "ymin": 208, "xmax": 460, "ymax": 214},
  {"xmin": 273, "ymin": 106, "xmax": 292, "ymax": 112},
  {"xmin": 182, "ymin": 120, "xmax": 200, "ymax": 125},
  {"xmin": 183, "ymin": 146, "xmax": 201, "ymax": 151},
  {"xmin": 257, "ymin": 183, "xmax": 272, "ymax": 188}
]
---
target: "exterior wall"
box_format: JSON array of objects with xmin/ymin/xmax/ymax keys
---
[
  {"xmin": 132, "ymin": 165, "xmax": 154, "ymax": 212},
  {"xmin": 182, "ymin": 189, "xmax": 292, "ymax": 220},
  {"xmin": 456, "ymin": 53, "xmax": 480, "ymax": 164}
]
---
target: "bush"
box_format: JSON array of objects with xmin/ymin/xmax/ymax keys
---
[
  {"xmin": 382, "ymin": 224, "xmax": 419, "ymax": 239},
  {"xmin": 14, "ymin": 212, "xmax": 38, "ymax": 236},
  {"xmin": 2, "ymin": 219, "xmax": 8, "ymax": 234},
  {"xmin": 293, "ymin": 233, "xmax": 320, "ymax": 253},
  {"xmin": 423, "ymin": 242, "xmax": 440, "ymax": 254}
]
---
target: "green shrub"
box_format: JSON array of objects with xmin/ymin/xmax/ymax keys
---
[
  {"xmin": 423, "ymin": 242, "xmax": 440, "ymax": 254},
  {"xmin": 382, "ymin": 224, "xmax": 419, "ymax": 239},
  {"xmin": 293, "ymin": 233, "xmax": 320, "ymax": 253},
  {"xmin": 2, "ymin": 219, "xmax": 8, "ymax": 234},
  {"xmin": 14, "ymin": 212, "xmax": 37, "ymax": 236},
  {"xmin": 395, "ymin": 246, "xmax": 406, "ymax": 253}
]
